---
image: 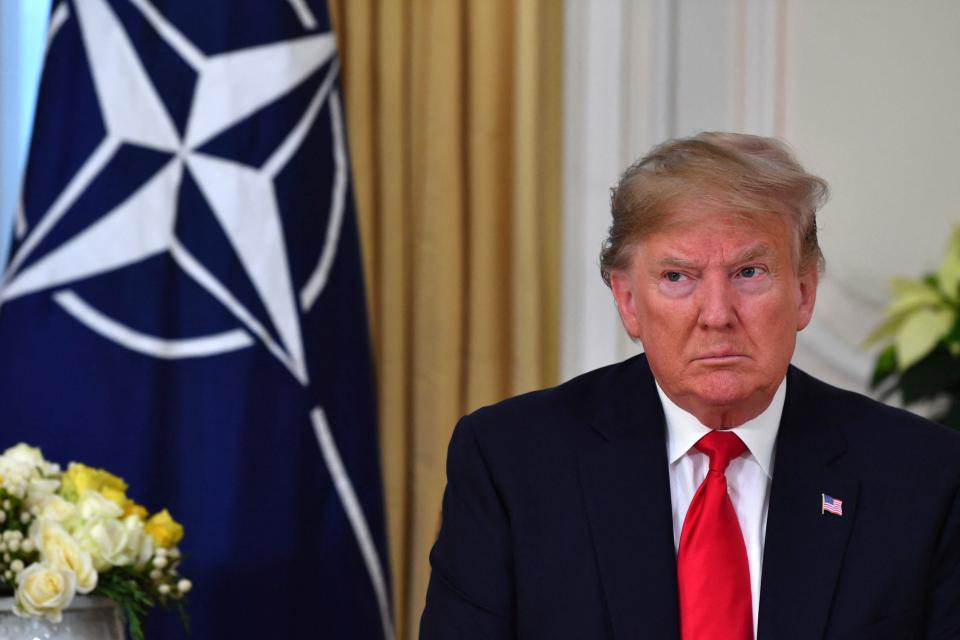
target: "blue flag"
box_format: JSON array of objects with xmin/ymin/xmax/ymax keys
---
[{"xmin": 0, "ymin": 1, "xmax": 392, "ymax": 638}]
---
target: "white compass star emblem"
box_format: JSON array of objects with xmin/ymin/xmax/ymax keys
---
[{"xmin": 0, "ymin": 0, "xmax": 347, "ymax": 385}]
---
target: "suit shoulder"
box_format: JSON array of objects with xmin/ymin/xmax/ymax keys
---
[
  {"xmin": 460, "ymin": 356, "xmax": 646, "ymax": 445},
  {"xmin": 792, "ymin": 367, "xmax": 960, "ymax": 471}
]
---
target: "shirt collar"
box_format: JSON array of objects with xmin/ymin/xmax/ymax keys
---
[{"xmin": 657, "ymin": 377, "xmax": 786, "ymax": 478}]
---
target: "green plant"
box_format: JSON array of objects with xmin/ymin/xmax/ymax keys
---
[{"xmin": 867, "ymin": 227, "xmax": 960, "ymax": 430}]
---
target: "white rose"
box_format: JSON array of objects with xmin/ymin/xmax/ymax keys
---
[
  {"xmin": 77, "ymin": 491, "xmax": 123, "ymax": 520},
  {"xmin": 2, "ymin": 444, "xmax": 45, "ymax": 468},
  {"xmin": 38, "ymin": 495, "xmax": 78, "ymax": 525},
  {"xmin": 76, "ymin": 518, "xmax": 131, "ymax": 570},
  {"xmin": 13, "ymin": 562, "xmax": 76, "ymax": 623},
  {"xmin": 122, "ymin": 515, "xmax": 154, "ymax": 569},
  {"xmin": 25, "ymin": 478, "xmax": 61, "ymax": 510},
  {"xmin": 1, "ymin": 444, "xmax": 59, "ymax": 478},
  {"xmin": 33, "ymin": 520, "xmax": 97, "ymax": 594}
]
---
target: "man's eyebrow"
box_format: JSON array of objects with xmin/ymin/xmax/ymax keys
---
[
  {"xmin": 655, "ymin": 244, "xmax": 774, "ymax": 270},
  {"xmin": 657, "ymin": 257, "xmax": 700, "ymax": 269},
  {"xmin": 731, "ymin": 244, "xmax": 772, "ymax": 265}
]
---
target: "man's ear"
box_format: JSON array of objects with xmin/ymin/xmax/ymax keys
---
[
  {"xmin": 796, "ymin": 268, "xmax": 818, "ymax": 331},
  {"xmin": 610, "ymin": 271, "xmax": 642, "ymax": 338}
]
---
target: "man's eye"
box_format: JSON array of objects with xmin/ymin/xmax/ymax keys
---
[
  {"xmin": 665, "ymin": 272, "xmax": 685, "ymax": 282},
  {"xmin": 739, "ymin": 267, "xmax": 760, "ymax": 278}
]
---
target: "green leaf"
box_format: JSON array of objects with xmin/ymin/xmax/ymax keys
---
[
  {"xmin": 870, "ymin": 344, "xmax": 898, "ymax": 388},
  {"xmin": 95, "ymin": 568, "xmax": 154, "ymax": 640},
  {"xmin": 895, "ymin": 307, "xmax": 956, "ymax": 369},
  {"xmin": 898, "ymin": 346, "xmax": 960, "ymax": 403},
  {"xmin": 937, "ymin": 227, "xmax": 960, "ymax": 301}
]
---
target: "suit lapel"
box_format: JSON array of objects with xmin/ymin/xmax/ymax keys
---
[
  {"xmin": 758, "ymin": 367, "xmax": 859, "ymax": 640},
  {"xmin": 578, "ymin": 357, "xmax": 680, "ymax": 640}
]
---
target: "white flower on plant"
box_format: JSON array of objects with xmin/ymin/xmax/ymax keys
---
[
  {"xmin": 75, "ymin": 517, "xmax": 134, "ymax": 571},
  {"xmin": 866, "ymin": 227, "xmax": 960, "ymax": 368},
  {"xmin": 24, "ymin": 477, "xmax": 61, "ymax": 511},
  {"xmin": 37, "ymin": 494, "xmax": 78, "ymax": 525},
  {"xmin": 77, "ymin": 490, "xmax": 123, "ymax": 521},
  {"xmin": 1, "ymin": 444, "xmax": 59, "ymax": 476},
  {"xmin": 0, "ymin": 458, "xmax": 34, "ymax": 499},
  {"xmin": 13, "ymin": 562, "xmax": 77, "ymax": 623},
  {"xmin": 122, "ymin": 515, "xmax": 154, "ymax": 569},
  {"xmin": 2, "ymin": 444, "xmax": 44, "ymax": 467},
  {"xmin": 32, "ymin": 519, "xmax": 98, "ymax": 594},
  {"xmin": 0, "ymin": 446, "xmax": 59, "ymax": 500}
]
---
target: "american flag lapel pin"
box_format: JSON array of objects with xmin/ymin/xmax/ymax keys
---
[{"xmin": 821, "ymin": 493, "xmax": 843, "ymax": 516}]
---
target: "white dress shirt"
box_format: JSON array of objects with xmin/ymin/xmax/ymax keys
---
[{"xmin": 656, "ymin": 379, "xmax": 785, "ymax": 637}]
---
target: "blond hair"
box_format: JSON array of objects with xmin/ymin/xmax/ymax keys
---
[{"xmin": 600, "ymin": 132, "xmax": 829, "ymax": 286}]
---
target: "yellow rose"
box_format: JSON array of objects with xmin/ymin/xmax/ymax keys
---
[
  {"xmin": 33, "ymin": 519, "xmax": 98, "ymax": 593},
  {"xmin": 124, "ymin": 501, "xmax": 148, "ymax": 520},
  {"xmin": 14, "ymin": 562, "xmax": 77, "ymax": 623},
  {"xmin": 99, "ymin": 486, "xmax": 128, "ymax": 508},
  {"xmin": 60, "ymin": 463, "xmax": 128, "ymax": 503},
  {"xmin": 145, "ymin": 510, "xmax": 184, "ymax": 548}
]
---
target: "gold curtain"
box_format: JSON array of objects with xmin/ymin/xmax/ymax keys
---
[{"xmin": 330, "ymin": 2, "xmax": 563, "ymax": 638}]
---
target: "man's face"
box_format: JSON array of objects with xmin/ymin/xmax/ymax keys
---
[{"xmin": 609, "ymin": 205, "xmax": 818, "ymax": 428}]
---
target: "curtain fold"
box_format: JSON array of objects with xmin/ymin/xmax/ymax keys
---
[{"xmin": 330, "ymin": 2, "xmax": 563, "ymax": 637}]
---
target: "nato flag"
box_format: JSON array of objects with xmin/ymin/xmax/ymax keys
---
[{"xmin": 0, "ymin": 1, "xmax": 392, "ymax": 637}]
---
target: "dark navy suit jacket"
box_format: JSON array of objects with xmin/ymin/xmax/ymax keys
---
[{"xmin": 420, "ymin": 355, "xmax": 960, "ymax": 639}]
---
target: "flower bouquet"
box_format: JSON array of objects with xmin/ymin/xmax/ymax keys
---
[
  {"xmin": 0, "ymin": 443, "xmax": 189, "ymax": 639},
  {"xmin": 867, "ymin": 226, "xmax": 960, "ymax": 429}
]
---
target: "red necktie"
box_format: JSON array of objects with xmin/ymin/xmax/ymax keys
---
[{"xmin": 677, "ymin": 431, "xmax": 752, "ymax": 640}]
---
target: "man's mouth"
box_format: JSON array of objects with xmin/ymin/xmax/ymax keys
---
[{"xmin": 694, "ymin": 350, "xmax": 747, "ymax": 362}]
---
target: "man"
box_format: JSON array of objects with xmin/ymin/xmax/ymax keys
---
[{"xmin": 419, "ymin": 133, "xmax": 960, "ymax": 639}]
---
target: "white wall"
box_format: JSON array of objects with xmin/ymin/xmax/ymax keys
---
[
  {"xmin": 562, "ymin": 0, "xmax": 960, "ymax": 401},
  {"xmin": 785, "ymin": 0, "xmax": 960, "ymax": 390}
]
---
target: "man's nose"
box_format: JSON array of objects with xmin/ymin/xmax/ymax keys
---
[{"xmin": 697, "ymin": 274, "xmax": 737, "ymax": 329}]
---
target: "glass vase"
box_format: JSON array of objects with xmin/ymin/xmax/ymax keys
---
[{"xmin": 0, "ymin": 595, "xmax": 124, "ymax": 640}]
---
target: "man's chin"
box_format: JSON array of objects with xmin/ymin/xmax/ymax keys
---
[{"xmin": 685, "ymin": 371, "xmax": 758, "ymax": 408}]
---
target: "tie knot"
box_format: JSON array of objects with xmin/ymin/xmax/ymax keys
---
[{"xmin": 694, "ymin": 430, "xmax": 746, "ymax": 473}]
